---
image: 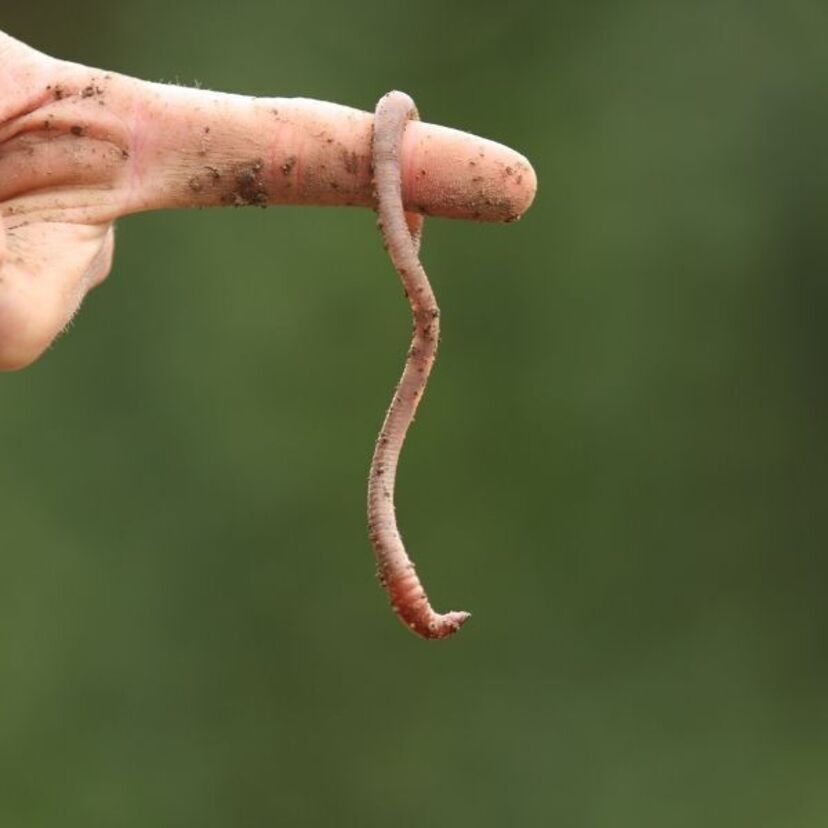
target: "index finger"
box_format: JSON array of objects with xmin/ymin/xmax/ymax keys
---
[{"xmin": 3, "ymin": 59, "xmax": 536, "ymax": 226}]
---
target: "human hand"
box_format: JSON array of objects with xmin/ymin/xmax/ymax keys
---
[{"xmin": 0, "ymin": 30, "xmax": 535, "ymax": 371}]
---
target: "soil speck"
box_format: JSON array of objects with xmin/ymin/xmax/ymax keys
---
[
  {"xmin": 342, "ymin": 150, "xmax": 359, "ymax": 174},
  {"xmin": 224, "ymin": 159, "xmax": 268, "ymax": 207}
]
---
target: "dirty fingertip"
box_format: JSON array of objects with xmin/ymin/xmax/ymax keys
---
[{"xmin": 404, "ymin": 121, "xmax": 537, "ymax": 223}]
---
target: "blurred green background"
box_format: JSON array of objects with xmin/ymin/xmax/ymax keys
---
[{"xmin": 2, "ymin": 1, "xmax": 827, "ymax": 825}]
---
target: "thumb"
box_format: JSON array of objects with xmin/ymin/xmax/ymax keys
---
[{"xmin": 0, "ymin": 221, "xmax": 113, "ymax": 370}]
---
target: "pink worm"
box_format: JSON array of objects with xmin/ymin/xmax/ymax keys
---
[{"xmin": 368, "ymin": 91, "xmax": 471, "ymax": 640}]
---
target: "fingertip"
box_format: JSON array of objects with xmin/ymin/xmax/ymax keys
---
[
  {"xmin": 403, "ymin": 122, "xmax": 537, "ymax": 223},
  {"xmin": 502, "ymin": 149, "xmax": 537, "ymax": 220}
]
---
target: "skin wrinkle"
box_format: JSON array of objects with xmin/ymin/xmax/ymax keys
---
[
  {"xmin": 126, "ymin": 86, "xmax": 151, "ymax": 207},
  {"xmin": 291, "ymin": 112, "xmax": 304, "ymax": 197},
  {"xmin": 265, "ymin": 105, "xmax": 282, "ymax": 199},
  {"xmin": 0, "ymin": 89, "xmax": 54, "ymax": 143},
  {"xmin": 0, "ymin": 45, "xmax": 51, "ymax": 124},
  {"xmin": 400, "ymin": 126, "xmax": 420, "ymax": 217}
]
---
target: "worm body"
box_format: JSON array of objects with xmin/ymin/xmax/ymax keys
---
[{"xmin": 368, "ymin": 91, "xmax": 470, "ymax": 640}]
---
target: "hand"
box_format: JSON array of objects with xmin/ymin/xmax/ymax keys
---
[{"xmin": 0, "ymin": 30, "xmax": 535, "ymax": 371}]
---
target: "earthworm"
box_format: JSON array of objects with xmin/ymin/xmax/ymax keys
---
[{"xmin": 367, "ymin": 91, "xmax": 471, "ymax": 640}]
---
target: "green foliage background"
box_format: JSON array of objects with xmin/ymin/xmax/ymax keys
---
[{"xmin": 2, "ymin": 2, "xmax": 827, "ymax": 825}]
